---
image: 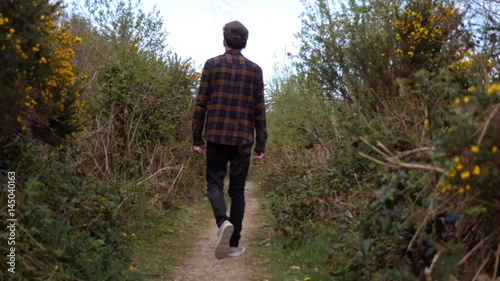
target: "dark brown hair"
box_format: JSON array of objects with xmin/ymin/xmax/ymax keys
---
[{"xmin": 223, "ymin": 21, "xmax": 248, "ymax": 50}]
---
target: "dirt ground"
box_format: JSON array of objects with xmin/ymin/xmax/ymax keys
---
[{"xmin": 173, "ymin": 182, "xmax": 260, "ymax": 281}]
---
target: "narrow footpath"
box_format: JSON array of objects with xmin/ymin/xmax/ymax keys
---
[{"xmin": 173, "ymin": 182, "xmax": 261, "ymax": 281}]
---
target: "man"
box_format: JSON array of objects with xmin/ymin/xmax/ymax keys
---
[{"xmin": 192, "ymin": 21, "xmax": 267, "ymax": 259}]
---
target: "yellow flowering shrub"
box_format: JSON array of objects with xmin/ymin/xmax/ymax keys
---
[
  {"xmin": 394, "ymin": 0, "xmax": 463, "ymax": 68},
  {"xmin": 0, "ymin": 0, "xmax": 84, "ymax": 145},
  {"xmin": 429, "ymin": 68, "xmax": 500, "ymax": 200}
]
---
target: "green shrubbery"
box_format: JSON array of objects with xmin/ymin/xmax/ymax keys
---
[
  {"xmin": 259, "ymin": 0, "xmax": 500, "ymax": 280},
  {"xmin": 1, "ymin": 0, "xmax": 203, "ymax": 279},
  {"xmin": 1, "ymin": 145, "xmax": 141, "ymax": 280},
  {"xmin": 0, "ymin": 0, "xmax": 84, "ymax": 146}
]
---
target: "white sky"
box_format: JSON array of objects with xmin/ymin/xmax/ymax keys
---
[{"xmin": 140, "ymin": 0, "xmax": 305, "ymax": 80}]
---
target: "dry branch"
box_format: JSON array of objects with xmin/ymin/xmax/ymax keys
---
[
  {"xmin": 136, "ymin": 166, "xmax": 179, "ymax": 186},
  {"xmin": 477, "ymin": 104, "xmax": 499, "ymax": 147},
  {"xmin": 459, "ymin": 227, "xmax": 500, "ymax": 266},
  {"xmin": 358, "ymin": 137, "xmax": 444, "ymax": 173},
  {"xmin": 472, "ymin": 255, "xmax": 491, "ymax": 281},
  {"xmin": 424, "ymin": 251, "xmax": 441, "ymax": 281}
]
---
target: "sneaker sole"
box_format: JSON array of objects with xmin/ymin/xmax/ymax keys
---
[
  {"xmin": 215, "ymin": 223, "xmax": 234, "ymax": 259},
  {"xmin": 228, "ymin": 247, "xmax": 246, "ymax": 258}
]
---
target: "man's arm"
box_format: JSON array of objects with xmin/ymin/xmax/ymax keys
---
[
  {"xmin": 254, "ymin": 67, "xmax": 267, "ymax": 154},
  {"xmin": 192, "ymin": 62, "xmax": 211, "ymax": 148}
]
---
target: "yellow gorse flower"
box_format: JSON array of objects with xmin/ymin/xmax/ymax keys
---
[
  {"xmin": 471, "ymin": 145, "xmax": 479, "ymax": 154},
  {"xmin": 487, "ymin": 83, "xmax": 500, "ymax": 96},
  {"xmin": 460, "ymin": 171, "xmax": 470, "ymax": 180},
  {"xmin": 453, "ymin": 156, "xmax": 461, "ymax": 163},
  {"xmin": 472, "ymin": 165, "xmax": 480, "ymax": 176},
  {"xmin": 440, "ymin": 184, "xmax": 451, "ymax": 194},
  {"xmin": 492, "ymin": 146, "xmax": 498, "ymax": 153}
]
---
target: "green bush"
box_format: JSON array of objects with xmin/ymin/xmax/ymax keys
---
[
  {"xmin": 0, "ymin": 142, "xmax": 141, "ymax": 280},
  {"xmin": 259, "ymin": 0, "xmax": 500, "ymax": 280},
  {"xmin": 0, "ymin": 0, "xmax": 84, "ymax": 146},
  {"xmin": 0, "ymin": 0, "xmax": 203, "ymax": 279}
]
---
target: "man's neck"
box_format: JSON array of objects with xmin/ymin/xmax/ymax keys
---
[{"xmin": 225, "ymin": 47, "xmax": 241, "ymax": 53}]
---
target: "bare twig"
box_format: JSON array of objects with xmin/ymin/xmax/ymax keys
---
[
  {"xmin": 360, "ymin": 137, "xmax": 392, "ymax": 158},
  {"xmin": 136, "ymin": 166, "xmax": 178, "ymax": 186},
  {"xmin": 424, "ymin": 251, "xmax": 441, "ymax": 281},
  {"xmin": 407, "ymin": 210, "xmax": 432, "ymax": 251},
  {"xmin": 117, "ymin": 196, "xmax": 130, "ymax": 211},
  {"xmin": 472, "ymin": 254, "xmax": 491, "ymax": 281},
  {"xmin": 358, "ymin": 152, "xmax": 399, "ymax": 168},
  {"xmin": 459, "ymin": 227, "xmax": 500, "ymax": 266},
  {"xmin": 353, "ymin": 172, "xmax": 362, "ymax": 190},
  {"xmin": 18, "ymin": 224, "xmax": 46, "ymax": 250},
  {"xmin": 387, "ymin": 147, "xmax": 435, "ymax": 160},
  {"xmin": 408, "ymin": 195, "xmax": 456, "ymax": 251},
  {"xmin": 2, "ymin": 134, "xmax": 20, "ymax": 148},
  {"xmin": 359, "ymin": 137, "xmax": 444, "ymax": 173},
  {"xmin": 376, "ymin": 140, "xmax": 394, "ymax": 157},
  {"xmin": 395, "ymin": 162, "xmax": 445, "ymax": 173},
  {"xmin": 477, "ymin": 104, "xmax": 499, "ymax": 146},
  {"xmin": 166, "ymin": 165, "xmax": 184, "ymax": 197},
  {"xmin": 494, "ymin": 242, "xmax": 500, "ymax": 279}
]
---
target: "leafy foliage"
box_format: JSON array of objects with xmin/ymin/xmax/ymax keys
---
[
  {"xmin": 259, "ymin": 0, "xmax": 500, "ymax": 280},
  {"xmin": 0, "ymin": 0, "xmax": 84, "ymax": 146},
  {"xmin": 0, "ymin": 147, "xmax": 141, "ymax": 280},
  {"xmin": 1, "ymin": 0, "xmax": 204, "ymax": 279}
]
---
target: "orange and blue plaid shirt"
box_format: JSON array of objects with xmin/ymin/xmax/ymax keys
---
[{"xmin": 192, "ymin": 49, "xmax": 267, "ymax": 152}]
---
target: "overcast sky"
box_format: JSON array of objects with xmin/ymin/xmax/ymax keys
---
[{"xmin": 140, "ymin": 0, "xmax": 305, "ymax": 80}]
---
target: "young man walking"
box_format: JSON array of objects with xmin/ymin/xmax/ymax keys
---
[{"xmin": 192, "ymin": 21, "xmax": 267, "ymax": 259}]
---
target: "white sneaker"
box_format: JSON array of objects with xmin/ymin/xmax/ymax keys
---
[
  {"xmin": 215, "ymin": 221, "xmax": 234, "ymax": 259},
  {"xmin": 227, "ymin": 246, "xmax": 245, "ymax": 258}
]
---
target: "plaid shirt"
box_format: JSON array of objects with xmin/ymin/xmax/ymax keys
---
[{"xmin": 192, "ymin": 49, "xmax": 267, "ymax": 152}]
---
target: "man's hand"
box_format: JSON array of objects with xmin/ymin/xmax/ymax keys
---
[
  {"xmin": 192, "ymin": 145, "xmax": 206, "ymax": 156},
  {"xmin": 253, "ymin": 152, "xmax": 264, "ymax": 164}
]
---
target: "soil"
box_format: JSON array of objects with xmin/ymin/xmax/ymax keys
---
[{"xmin": 173, "ymin": 182, "xmax": 261, "ymax": 281}]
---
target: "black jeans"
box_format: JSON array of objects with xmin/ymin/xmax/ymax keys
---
[{"xmin": 206, "ymin": 142, "xmax": 251, "ymax": 247}]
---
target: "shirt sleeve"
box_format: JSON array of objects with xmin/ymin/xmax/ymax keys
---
[
  {"xmin": 253, "ymin": 66, "xmax": 267, "ymax": 153},
  {"xmin": 192, "ymin": 61, "xmax": 211, "ymax": 146}
]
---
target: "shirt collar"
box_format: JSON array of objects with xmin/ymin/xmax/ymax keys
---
[{"xmin": 225, "ymin": 49, "xmax": 243, "ymax": 55}]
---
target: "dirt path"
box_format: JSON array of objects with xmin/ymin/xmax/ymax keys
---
[{"xmin": 173, "ymin": 182, "xmax": 261, "ymax": 281}]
